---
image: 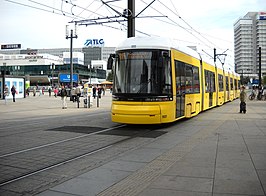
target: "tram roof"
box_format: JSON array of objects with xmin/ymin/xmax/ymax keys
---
[
  {"xmin": 116, "ymin": 36, "xmax": 238, "ymax": 73},
  {"xmin": 116, "ymin": 36, "xmax": 201, "ymax": 60}
]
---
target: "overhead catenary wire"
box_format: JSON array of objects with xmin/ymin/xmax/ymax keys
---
[
  {"xmin": 4, "ymin": 0, "xmax": 233, "ymax": 57},
  {"xmin": 137, "ymin": 0, "xmax": 214, "ymax": 49},
  {"xmin": 157, "ymin": 0, "xmax": 217, "ymax": 49}
]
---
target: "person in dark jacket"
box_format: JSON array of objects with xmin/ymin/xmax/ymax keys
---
[
  {"xmin": 239, "ymin": 85, "xmax": 247, "ymax": 114},
  {"xmin": 11, "ymin": 85, "xmax": 16, "ymax": 102}
]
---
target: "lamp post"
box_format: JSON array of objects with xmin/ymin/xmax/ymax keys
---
[
  {"xmin": 88, "ymin": 64, "xmax": 92, "ymax": 85},
  {"xmin": 50, "ymin": 63, "xmax": 55, "ymax": 87},
  {"xmin": 66, "ymin": 25, "xmax": 78, "ymax": 91},
  {"xmin": 2, "ymin": 63, "xmax": 6, "ymax": 100}
]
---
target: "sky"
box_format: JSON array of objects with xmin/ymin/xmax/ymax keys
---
[{"xmin": 0, "ymin": 0, "xmax": 265, "ymax": 65}]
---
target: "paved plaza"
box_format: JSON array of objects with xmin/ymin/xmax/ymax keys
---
[{"xmin": 0, "ymin": 93, "xmax": 266, "ymax": 196}]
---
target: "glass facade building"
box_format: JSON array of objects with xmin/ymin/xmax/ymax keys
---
[{"xmin": 0, "ymin": 46, "xmax": 115, "ymax": 86}]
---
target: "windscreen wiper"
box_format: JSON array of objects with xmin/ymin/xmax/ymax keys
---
[{"xmin": 137, "ymin": 79, "xmax": 151, "ymax": 93}]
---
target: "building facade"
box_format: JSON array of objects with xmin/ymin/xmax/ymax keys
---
[
  {"xmin": 0, "ymin": 46, "xmax": 115, "ymax": 87},
  {"xmin": 234, "ymin": 12, "xmax": 266, "ymax": 81}
]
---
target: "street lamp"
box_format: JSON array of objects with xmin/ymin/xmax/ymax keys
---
[
  {"xmin": 2, "ymin": 63, "xmax": 6, "ymax": 100},
  {"xmin": 50, "ymin": 63, "xmax": 55, "ymax": 87},
  {"xmin": 66, "ymin": 25, "xmax": 78, "ymax": 91},
  {"xmin": 88, "ymin": 64, "xmax": 91, "ymax": 85}
]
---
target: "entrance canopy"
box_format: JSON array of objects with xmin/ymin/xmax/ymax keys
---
[
  {"xmin": 101, "ymin": 81, "xmax": 113, "ymax": 85},
  {"xmin": 30, "ymin": 75, "xmax": 50, "ymax": 84}
]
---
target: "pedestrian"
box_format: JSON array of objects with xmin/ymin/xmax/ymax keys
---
[
  {"xmin": 33, "ymin": 86, "xmax": 36, "ymax": 96},
  {"xmin": 239, "ymin": 85, "xmax": 247, "ymax": 114},
  {"xmin": 26, "ymin": 87, "xmax": 30, "ymax": 97},
  {"xmin": 92, "ymin": 86, "xmax": 96, "ymax": 99},
  {"xmin": 48, "ymin": 87, "xmax": 52, "ymax": 97},
  {"xmin": 54, "ymin": 87, "xmax": 58, "ymax": 98},
  {"xmin": 98, "ymin": 86, "xmax": 102, "ymax": 99},
  {"xmin": 60, "ymin": 85, "xmax": 67, "ymax": 109},
  {"xmin": 4, "ymin": 84, "xmax": 9, "ymax": 104},
  {"xmin": 11, "ymin": 85, "xmax": 16, "ymax": 102},
  {"xmin": 42, "ymin": 87, "xmax": 45, "ymax": 95}
]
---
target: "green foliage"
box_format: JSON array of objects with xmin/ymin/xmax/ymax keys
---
[{"xmin": 106, "ymin": 70, "xmax": 113, "ymax": 82}]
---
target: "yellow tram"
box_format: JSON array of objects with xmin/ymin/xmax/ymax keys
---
[{"xmin": 107, "ymin": 37, "xmax": 240, "ymax": 124}]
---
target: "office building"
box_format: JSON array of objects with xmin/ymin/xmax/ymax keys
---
[
  {"xmin": 0, "ymin": 46, "xmax": 115, "ymax": 86},
  {"xmin": 234, "ymin": 12, "xmax": 266, "ymax": 80}
]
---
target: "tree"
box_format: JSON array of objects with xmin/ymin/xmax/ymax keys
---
[{"xmin": 106, "ymin": 70, "xmax": 113, "ymax": 82}]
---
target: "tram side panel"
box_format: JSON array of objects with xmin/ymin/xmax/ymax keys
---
[
  {"xmin": 229, "ymin": 75, "xmax": 234, "ymax": 101},
  {"xmin": 235, "ymin": 76, "xmax": 240, "ymax": 98},
  {"xmin": 224, "ymin": 73, "xmax": 230, "ymax": 103},
  {"xmin": 201, "ymin": 62, "xmax": 218, "ymax": 111},
  {"xmin": 172, "ymin": 49, "xmax": 202, "ymax": 120},
  {"xmin": 217, "ymin": 68, "xmax": 225, "ymax": 106}
]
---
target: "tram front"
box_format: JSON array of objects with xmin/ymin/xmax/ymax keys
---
[{"xmin": 109, "ymin": 48, "xmax": 174, "ymax": 124}]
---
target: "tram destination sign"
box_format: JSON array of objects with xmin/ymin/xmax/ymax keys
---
[{"xmin": 1, "ymin": 44, "xmax": 21, "ymax": 50}]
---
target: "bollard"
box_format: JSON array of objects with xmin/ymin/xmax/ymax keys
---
[{"xmin": 97, "ymin": 96, "xmax": 99, "ymax": 107}]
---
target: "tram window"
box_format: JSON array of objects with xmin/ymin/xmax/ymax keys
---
[
  {"xmin": 226, "ymin": 77, "xmax": 229, "ymax": 91},
  {"xmin": 234, "ymin": 79, "xmax": 237, "ymax": 90},
  {"xmin": 205, "ymin": 70, "xmax": 210, "ymax": 92},
  {"xmin": 175, "ymin": 60, "xmax": 200, "ymax": 94},
  {"xmin": 210, "ymin": 72, "xmax": 215, "ymax": 92},
  {"xmin": 205, "ymin": 70, "xmax": 215, "ymax": 93},
  {"xmin": 185, "ymin": 65, "xmax": 193, "ymax": 93},
  {"xmin": 218, "ymin": 74, "xmax": 224, "ymax": 91},
  {"xmin": 230, "ymin": 78, "xmax": 234, "ymax": 90},
  {"xmin": 175, "ymin": 61, "xmax": 186, "ymax": 94},
  {"xmin": 193, "ymin": 66, "xmax": 200, "ymax": 93},
  {"xmin": 162, "ymin": 55, "xmax": 172, "ymax": 94}
]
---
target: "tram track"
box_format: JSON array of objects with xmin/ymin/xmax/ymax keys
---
[
  {"xmin": 0, "ymin": 111, "xmax": 109, "ymax": 132},
  {"xmin": 0, "ymin": 145, "xmax": 113, "ymax": 187},
  {"xmin": 0, "ymin": 124, "xmax": 161, "ymax": 190},
  {"xmin": 0, "ymin": 124, "xmax": 126, "ymax": 158}
]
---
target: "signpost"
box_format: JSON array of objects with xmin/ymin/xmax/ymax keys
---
[{"xmin": 59, "ymin": 74, "xmax": 79, "ymax": 83}]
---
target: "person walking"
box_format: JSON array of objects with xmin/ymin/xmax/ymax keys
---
[
  {"xmin": 11, "ymin": 85, "xmax": 16, "ymax": 102},
  {"xmin": 48, "ymin": 87, "xmax": 52, "ymax": 97},
  {"xmin": 4, "ymin": 84, "xmax": 9, "ymax": 104},
  {"xmin": 26, "ymin": 87, "xmax": 30, "ymax": 97},
  {"xmin": 92, "ymin": 86, "xmax": 96, "ymax": 99},
  {"xmin": 54, "ymin": 87, "xmax": 58, "ymax": 98},
  {"xmin": 33, "ymin": 86, "xmax": 36, "ymax": 96},
  {"xmin": 60, "ymin": 85, "xmax": 67, "ymax": 109},
  {"xmin": 239, "ymin": 85, "xmax": 247, "ymax": 114}
]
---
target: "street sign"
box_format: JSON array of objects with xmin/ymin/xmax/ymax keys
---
[{"xmin": 59, "ymin": 74, "xmax": 79, "ymax": 83}]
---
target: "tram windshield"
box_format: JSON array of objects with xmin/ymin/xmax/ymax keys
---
[{"xmin": 113, "ymin": 49, "xmax": 172, "ymax": 99}]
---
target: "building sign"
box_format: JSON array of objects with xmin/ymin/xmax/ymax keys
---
[
  {"xmin": 25, "ymin": 55, "xmax": 44, "ymax": 59},
  {"xmin": 1, "ymin": 44, "xmax": 21, "ymax": 50},
  {"xmin": 59, "ymin": 74, "xmax": 79, "ymax": 83},
  {"xmin": 84, "ymin": 39, "xmax": 104, "ymax": 47},
  {"xmin": 259, "ymin": 12, "xmax": 266, "ymax": 20}
]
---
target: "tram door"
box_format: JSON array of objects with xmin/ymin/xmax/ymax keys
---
[{"xmin": 175, "ymin": 61, "xmax": 185, "ymax": 118}]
